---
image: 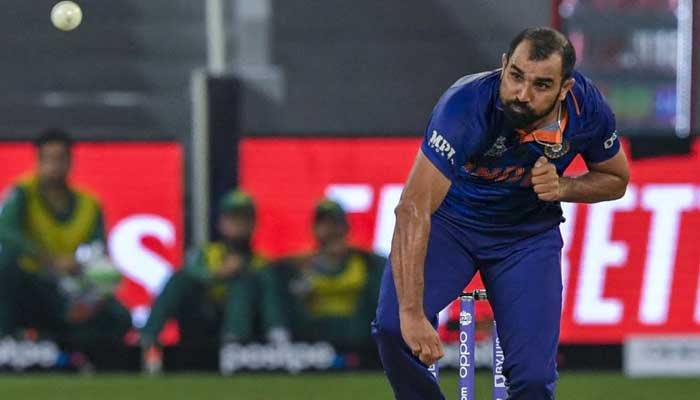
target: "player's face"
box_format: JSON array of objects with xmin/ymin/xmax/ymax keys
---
[
  {"xmin": 313, "ymin": 217, "xmax": 348, "ymax": 249},
  {"xmin": 218, "ymin": 212, "xmax": 255, "ymax": 244},
  {"xmin": 499, "ymin": 41, "xmax": 572, "ymax": 129},
  {"xmin": 37, "ymin": 141, "xmax": 71, "ymax": 186}
]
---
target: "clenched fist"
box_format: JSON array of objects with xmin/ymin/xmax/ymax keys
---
[
  {"xmin": 531, "ymin": 156, "xmax": 560, "ymax": 201},
  {"xmin": 400, "ymin": 311, "xmax": 444, "ymax": 366}
]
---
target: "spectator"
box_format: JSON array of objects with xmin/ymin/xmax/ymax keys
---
[
  {"xmin": 0, "ymin": 129, "xmax": 131, "ymax": 349},
  {"xmin": 140, "ymin": 189, "xmax": 287, "ymax": 373},
  {"xmin": 276, "ymin": 199, "xmax": 385, "ymax": 349}
]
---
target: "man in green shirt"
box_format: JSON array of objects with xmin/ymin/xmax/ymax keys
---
[
  {"xmin": 0, "ymin": 129, "xmax": 131, "ymax": 348},
  {"xmin": 276, "ymin": 199, "xmax": 386, "ymax": 350},
  {"xmin": 140, "ymin": 189, "xmax": 288, "ymax": 373}
]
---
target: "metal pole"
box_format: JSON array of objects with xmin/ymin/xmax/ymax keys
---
[
  {"xmin": 675, "ymin": 0, "xmax": 693, "ymax": 137},
  {"xmin": 191, "ymin": 70, "xmax": 210, "ymax": 246},
  {"xmin": 205, "ymin": 0, "xmax": 226, "ymax": 74},
  {"xmin": 193, "ymin": 0, "xmax": 229, "ymax": 245}
]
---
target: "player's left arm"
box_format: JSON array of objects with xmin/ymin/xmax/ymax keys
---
[
  {"xmin": 557, "ymin": 149, "xmax": 629, "ymax": 203},
  {"xmin": 533, "ymin": 91, "xmax": 630, "ymax": 203},
  {"xmin": 531, "ymin": 148, "xmax": 630, "ymax": 203}
]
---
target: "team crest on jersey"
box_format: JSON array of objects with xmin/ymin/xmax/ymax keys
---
[
  {"xmin": 484, "ymin": 136, "xmax": 508, "ymax": 157},
  {"xmin": 543, "ymin": 140, "xmax": 570, "ymax": 159}
]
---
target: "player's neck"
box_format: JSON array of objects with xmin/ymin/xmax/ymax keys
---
[
  {"xmin": 38, "ymin": 179, "xmax": 69, "ymax": 196},
  {"xmin": 524, "ymin": 101, "xmax": 562, "ymax": 132},
  {"xmin": 38, "ymin": 180, "xmax": 71, "ymax": 213},
  {"xmin": 319, "ymin": 240, "xmax": 349, "ymax": 261}
]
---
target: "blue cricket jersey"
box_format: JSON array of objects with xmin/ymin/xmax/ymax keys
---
[{"xmin": 420, "ymin": 69, "xmax": 621, "ymax": 236}]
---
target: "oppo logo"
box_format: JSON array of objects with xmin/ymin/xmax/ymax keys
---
[
  {"xmin": 603, "ymin": 131, "xmax": 618, "ymax": 149},
  {"xmin": 458, "ymin": 331, "xmax": 471, "ymax": 378}
]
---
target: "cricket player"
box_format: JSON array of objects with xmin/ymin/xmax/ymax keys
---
[
  {"xmin": 0, "ymin": 129, "xmax": 131, "ymax": 347},
  {"xmin": 276, "ymin": 199, "xmax": 386, "ymax": 349},
  {"xmin": 140, "ymin": 189, "xmax": 288, "ymax": 373},
  {"xmin": 372, "ymin": 27, "xmax": 630, "ymax": 399}
]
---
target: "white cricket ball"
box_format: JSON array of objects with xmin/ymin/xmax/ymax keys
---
[{"xmin": 51, "ymin": 1, "xmax": 83, "ymax": 32}]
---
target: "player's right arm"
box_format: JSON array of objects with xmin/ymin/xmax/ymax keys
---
[
  {"xmin": 0, "ymin": 187, "xmax": 37, "ymax": 257},
  {"xmin": 392, "ymin": 78, "xmax": 485, "ymax": 366},
  {"xmin": 392, "ymin": 149, "xmax": 451, "ymax": 365}
]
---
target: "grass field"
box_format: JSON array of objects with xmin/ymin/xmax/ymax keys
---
[{"xmin": 0, "ymin": 371, "xmax": 697, "ymax": 399}]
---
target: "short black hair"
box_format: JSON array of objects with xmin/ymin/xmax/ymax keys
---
[
  {"xmin": 314, "ymin": 198, "xmax": 347, "ymax": 225},
  {"xmin": 506, "ymin": 27, "xmax": 576, "ymax": 80},
  {"xmin": 34, "ymin": 128, "xmax": 73, "ymax": 151}
]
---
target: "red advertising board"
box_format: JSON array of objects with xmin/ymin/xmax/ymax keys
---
[
  {"xmin": 0, "ymin": 142, "xmax": 184, "ymax": 336},
  {"xmin": 240, "ymin": 137, "xmax": 700, "ymax": 344}
]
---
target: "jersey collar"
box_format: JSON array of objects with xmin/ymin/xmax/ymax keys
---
[{"xmin": 516, "ymin": 105, "xmax": 568, "ymax": 144}]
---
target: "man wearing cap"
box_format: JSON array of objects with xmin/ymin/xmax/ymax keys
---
[
  {"xmin": 276, "ymin": 199, "xmax": 385, "ymax": 349},
  {"xmin": 140, "ymin": 189, "xmax": 287, "ymax": 373}
]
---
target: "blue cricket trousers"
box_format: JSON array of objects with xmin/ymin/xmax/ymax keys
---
[{"xmin": 372, "ymin": 212, "xmax": 563, "ymax": 399}]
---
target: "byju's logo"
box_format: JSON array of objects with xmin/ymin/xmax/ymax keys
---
[{"xmin": 428, "ymin": 130, "xmax": 456, "ymax": 164}]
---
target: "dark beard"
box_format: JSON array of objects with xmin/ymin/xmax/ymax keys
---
[
  {"xmin": 224, "ymin": 238, "xmax": 252, "ymax": 255},
  {"xmin": 503, "ymin": 97, "xmax": 559, "ymax": 129}
]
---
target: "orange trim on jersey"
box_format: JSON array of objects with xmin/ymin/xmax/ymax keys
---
[
  {"xmin": 568, "ymin": 89, "xmax": 581, "ymax": 116},
  {"xmin": 517, "ymin": 106, "xmax": 568, "ymax": 144}
]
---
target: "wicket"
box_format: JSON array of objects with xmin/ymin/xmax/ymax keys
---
[{"xmin": 429, "ymin": 290, "xmax": 507, "ymax": 400}]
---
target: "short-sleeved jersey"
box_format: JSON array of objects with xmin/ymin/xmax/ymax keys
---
[{"xmin": 420, "ymin": 69, "xmax": 620, "ymax": 236}]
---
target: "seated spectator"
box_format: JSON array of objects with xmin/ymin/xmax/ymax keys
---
[
  {"xmin": 275, "ymin": 199, "xmax": 385, "ymax": 349},
  {"xmin": 0, "ymin": 129, "xmax": 131, "ymax": 349},
  {"xmin": 140, "ymin": 189, "xmax": 288, "ymax": 373}
]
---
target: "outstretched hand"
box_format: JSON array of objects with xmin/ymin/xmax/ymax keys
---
[
  {"xmin": 531, "ymin": 156, "xmax": 560, "ymax": 201},
  {"xmin": 399, "ymin": 311, "xmax": 444, "ymax": 366}
]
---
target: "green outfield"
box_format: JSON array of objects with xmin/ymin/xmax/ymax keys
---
[{"xmin": 0, "ymin": 371, "xmax": 696, "ymax": 399}]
